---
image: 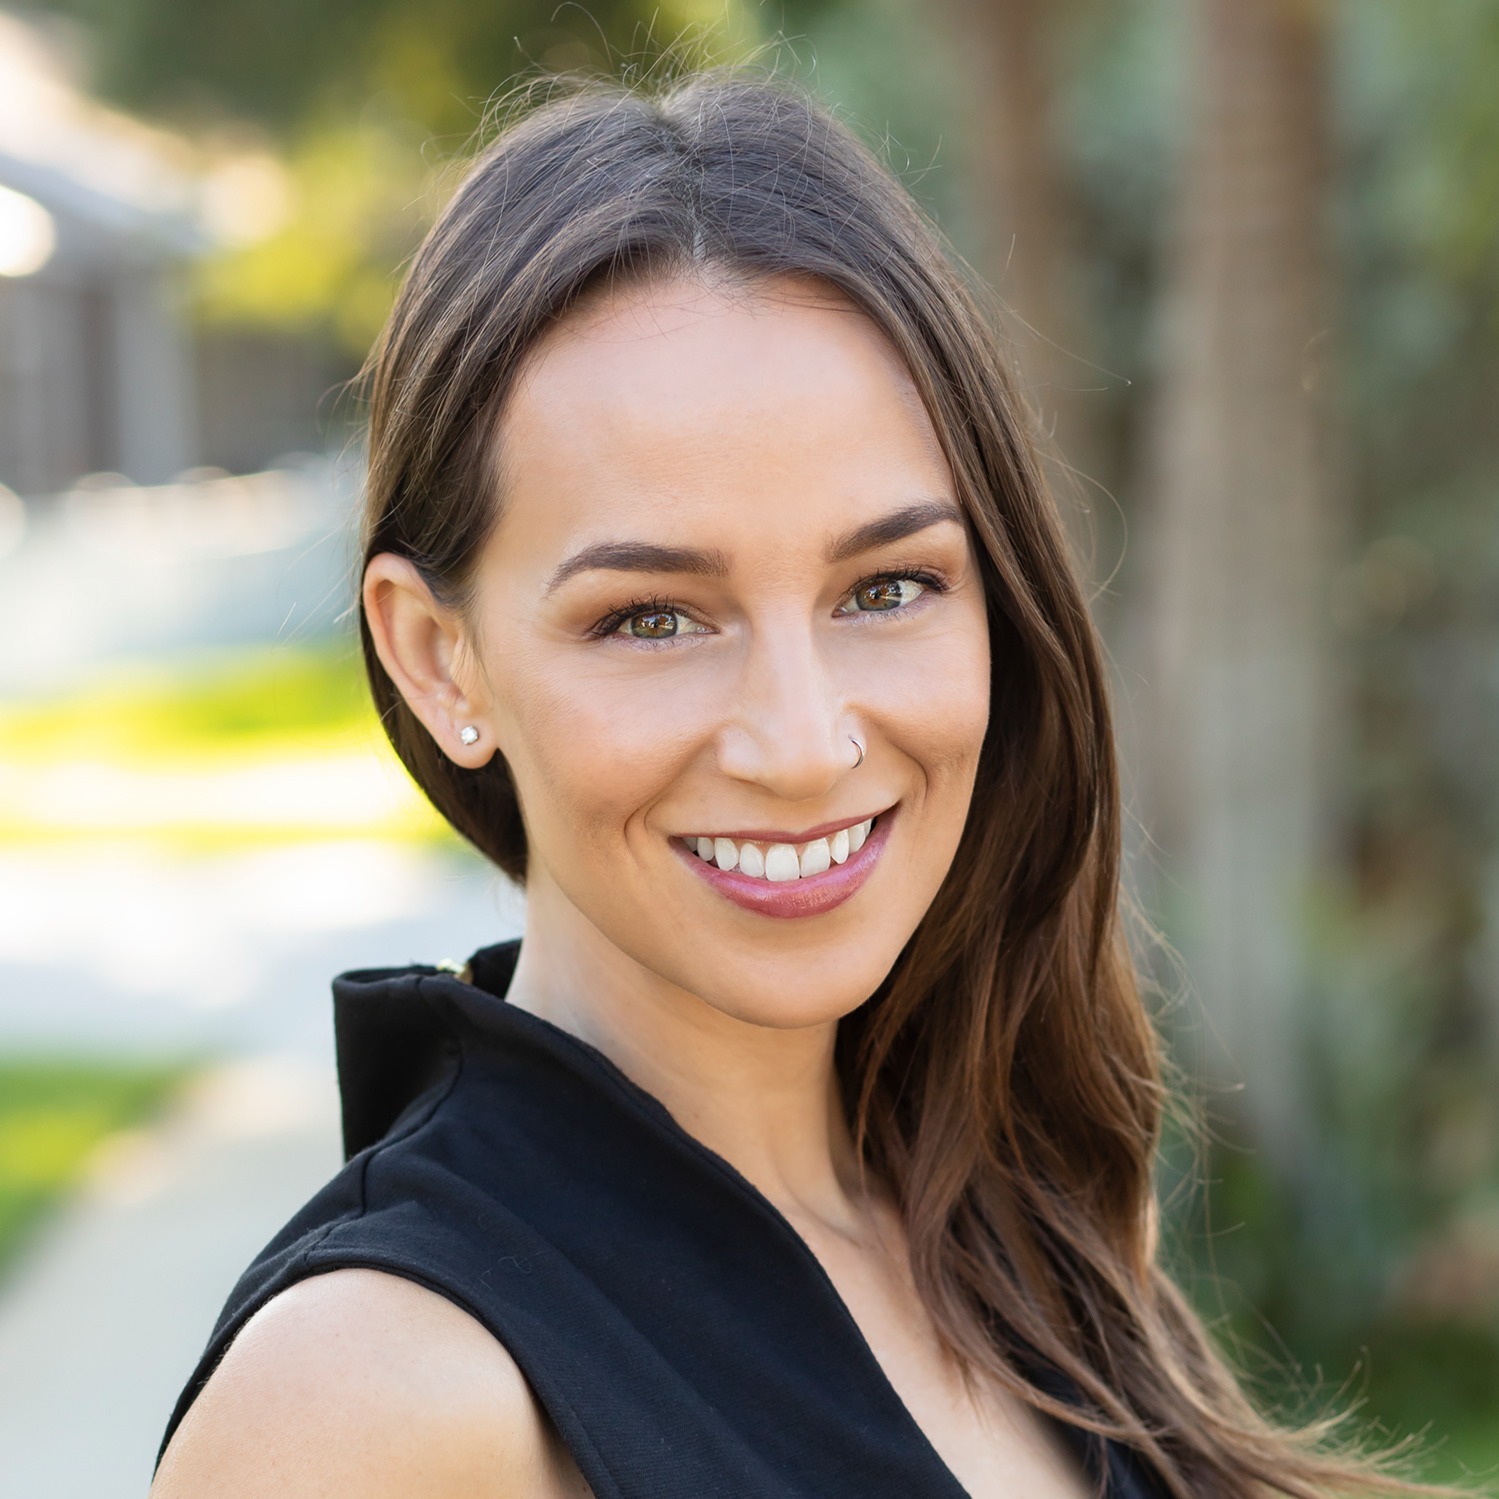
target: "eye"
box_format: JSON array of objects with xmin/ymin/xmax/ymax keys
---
[
  {"xmin": 623, "ymin": 607, "xmax": 688, "ymax": 639},
  {"xmin": 593, "ymin": 599, "xmax": 712, "ymax": 642},
  {"xmin": 839, "ymin": 575, "xmax": 933, "ymax": 614}
]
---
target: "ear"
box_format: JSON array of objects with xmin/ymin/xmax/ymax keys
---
[{"xmin": 362, "ymin": 552, "xmax": 495, "ymax": 768}]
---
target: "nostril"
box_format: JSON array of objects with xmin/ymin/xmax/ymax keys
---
[{"xmin": 715, "ymin": 725, "xmax": 860, "ymax": 800}]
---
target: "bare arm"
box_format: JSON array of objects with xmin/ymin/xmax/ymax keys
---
[{"xmin": 151, "ymin": 1268, "xmax": 589, "ymax": 1499}]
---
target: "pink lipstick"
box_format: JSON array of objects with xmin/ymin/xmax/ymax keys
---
[{"xmin": 674, "ymin": 811, "xmax": 894, "ymax": 919}]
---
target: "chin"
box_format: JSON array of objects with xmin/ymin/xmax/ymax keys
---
[
  {"xmin": 689, "ymin": 952, "xmax": 898, "ymax": 1032},
  {"xmin": 619, "ymin": 892, "xmax": 921, "ymax": 1033}
]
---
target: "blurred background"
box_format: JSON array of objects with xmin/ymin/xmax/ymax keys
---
[{"xmin": 0, "ymin": 0, "xmax": 1494, "ymax": 1492}]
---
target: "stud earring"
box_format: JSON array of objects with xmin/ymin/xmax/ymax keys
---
[
  {"xmin": 849, "ymin": 735, "xmax": 865, "ymax": 769},
  {"xmin": 459, "ymin": 725, "xmax": 479, "ymax": 746}
]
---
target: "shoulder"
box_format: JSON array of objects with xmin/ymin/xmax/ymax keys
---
[{"xmin": 152, "ymin": 1267, "xmax": 587, "ymax": 1499}]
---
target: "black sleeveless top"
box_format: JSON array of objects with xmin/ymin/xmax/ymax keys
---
[{"xmin": 158, "ymin": 938, "xmax": 1167, "ymax": 1498}]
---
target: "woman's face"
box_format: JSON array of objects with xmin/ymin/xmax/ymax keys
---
[{"xmin": 450, "ymin": 274, "xmax": 988, "ymax": 1028}]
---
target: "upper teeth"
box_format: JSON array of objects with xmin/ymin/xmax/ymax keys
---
[{"xmin": 688, "ymin": 819, "xmax": 873, "ymax": 881}]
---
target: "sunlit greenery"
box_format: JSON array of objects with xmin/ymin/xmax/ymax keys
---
[
  {"xmin": 0, "ymin": 643, "xmax": 451, "ymax": 847},
  {"xmin": 39, "ymin": 0, "xmax": 771, "ymax": 351},
  {"xmin": 0, "ymin": 1060, "xmax": 190, "ymax": 1280},
  {"xmin": 0, "ymin": 644, "xmax": 368, "ymax": 763}
]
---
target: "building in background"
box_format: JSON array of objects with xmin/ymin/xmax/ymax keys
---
[
  {"xmin": 0, "ymin": 10, "xmax": 202, "ymax": 494},
  {"xmin": 0, "ymin": 12, "xmax": 360, "ymax": 687},
  {"xmin": 0, "ymin": 8, "xmax": 350, "ymax": 501}
]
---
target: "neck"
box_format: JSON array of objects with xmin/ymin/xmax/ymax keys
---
[{"xmin": 503, "ymin": 877, "xmax": 869, "ymax": 1236}]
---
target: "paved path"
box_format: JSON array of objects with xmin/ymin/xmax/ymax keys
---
[
  {"xmin": 0, "ymin": 1057, "xmax": 342, "ymax": 1497},
  {"xmin": 0, "ymin": 843, "xmax": 523, "ymax": 1497},
  {"xmin": 0, "ymin": 840, "xmax": 522, "ymax": 1059},
  {"xmin": 0, "ymin": 466, "xmax": 530, "ymax": 1492}
]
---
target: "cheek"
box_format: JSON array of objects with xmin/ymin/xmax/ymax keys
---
[
  {"xmin": 865, "ymin": 609, "xmax": 991, "ymax": 786},
  {"xmin": 486, "ymin": 651, "xmax": 706, "ymax": 852}
]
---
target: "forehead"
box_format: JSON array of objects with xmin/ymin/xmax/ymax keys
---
[
  {"xmin": 508, "ymin": 272, "xmax": 927, "ymax": 424},
  {"xmin": 488, "ymin": 273, "xmax": 954, "ymax": 554}
]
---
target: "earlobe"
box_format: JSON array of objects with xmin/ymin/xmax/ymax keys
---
[{"xmin": 362, "ymin": 553, "xmax": 494, "ymax": 767}]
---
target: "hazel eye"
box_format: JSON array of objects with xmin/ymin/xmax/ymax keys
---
[
  {"xmin": 625, "ymin": 608, "xmax": 683, "ymax": 639},
  {"xmin": 844, "ymin": 577, "xmax": 928, "ymax": 613},
  {"xmin": 607, "ymin": 605, "xmax": 711, "ymax": 641}
]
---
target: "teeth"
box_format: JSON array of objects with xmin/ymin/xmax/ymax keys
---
[
  {"xmin": 799, "ymin": 838, "xmax": 831, "ymax": 877},
  {"xmin": 685, "ymin": 818, "xmax": 877, "ymax": 883}
]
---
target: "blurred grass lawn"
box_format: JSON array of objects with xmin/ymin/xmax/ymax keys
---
[
  {"xmin": 0, "ymin": 1059, "xmax": 189, "ymax": 1279},
  {"xmin": 0, "ymin": 643, "xmax": 451, "ymax": 848},
  {"xmin": 1357, "ymin": 1327, "xmax": 1499, "ymax": 1485},
  {"xmin": 0, "ymin": 642, "xmax": 437, "ymax": 1280},
  {"xmin": 0, "ymin": 646, "xmax": 371, "ymax": 762}
]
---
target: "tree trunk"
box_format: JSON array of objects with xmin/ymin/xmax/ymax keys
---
[
  {"xmin": 939, "ymin": 0, "xmax": 1106, "ymax": 555},
  {"xmin": 1137, "ymin": 0, "xmax": 1337, "ymax": 1173}
]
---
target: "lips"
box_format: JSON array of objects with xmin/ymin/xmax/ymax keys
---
[{"xmin": 674, "ymin": 811, "xmax": 892, "ymax": 919}]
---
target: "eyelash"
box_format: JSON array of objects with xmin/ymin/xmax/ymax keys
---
[
  {"xmin": 588, "ymin": 593, "xmax": 683, "ymax": 640},
  {"xmin": 586, "ymin": 568, "xmax": 949, "ymax": 642}
]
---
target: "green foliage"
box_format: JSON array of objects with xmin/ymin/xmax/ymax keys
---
[
  {"xmin": 28, "ymin": 0, "xmax": 770, "ymax": 348},
  {"xmin": 33, "ymin": 0, "xmax": 742, "ymax": 135},
  {"xmin": 0, "ymin": 643, "xmax": 373, "ymax": 764},
  {"xmin": 1163, "ymin": 1137, "xmax": 1499, "ymax": 1487},
  {"xmin": 0, "ymin": 1059, "xmax": 190, "ymax": 1279},
  {"xmin": 780, "ymin": 0, "xmax": 966, "ymax": 235},
  {"xmin": 1345, "ymin": 0, "xmax": 1499, "ymax": 309},
  {"xmin": 0, "ymin": 643, "xmax": 452, "ymax": 849},
  {"xmin": 194, "ymin": 120, "xmax": 428, "ymax": 348},
  {"xmin": 1155, "ymin": 874, "xmax": 1499, "ymax": 1479}
]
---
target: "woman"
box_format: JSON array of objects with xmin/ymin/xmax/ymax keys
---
[{"xmin": 151, "ymin": 68, "xmax": 1432, "ymax": 1499}]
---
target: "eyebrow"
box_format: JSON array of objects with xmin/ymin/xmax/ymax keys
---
[
  {"xmin": 543, "ymin": 497, "xmax": 966, "ymax": 595},
  {"xmin": 545, "ymin": 541, "xmax": 730, "ymax": 595},
  {"xmin": 824, "ymin": 498, "xmax": 966, "ymax": 563}
]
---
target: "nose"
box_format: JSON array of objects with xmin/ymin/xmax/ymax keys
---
[{"xmin": 717, "ymin": 624, "xmax": 854, "ymax": 804}]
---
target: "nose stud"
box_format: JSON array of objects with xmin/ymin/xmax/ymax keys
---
[{"xmin": 849, "ymin": 735, "xmax": 865, "ymax": 769}]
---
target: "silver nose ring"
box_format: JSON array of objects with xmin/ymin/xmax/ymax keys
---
[{"xmin": 849, "ymin": 735, "xmax": 865, "ymax": 770}]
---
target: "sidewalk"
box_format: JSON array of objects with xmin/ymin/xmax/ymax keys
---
[
  {"xmin": 0, "ymin": 839, "xmax": 522, "ymax": 1496},
  {"xmin": 0, "ymin": 1056, "xmax": 342, "ymax": 1497}
]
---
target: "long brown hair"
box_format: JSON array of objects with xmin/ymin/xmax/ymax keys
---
[{"xmin": 357, "ymin": 63, "xmax": 1445, "ymax": 1499}]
